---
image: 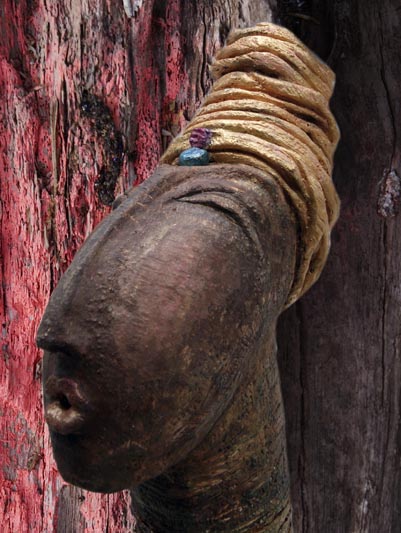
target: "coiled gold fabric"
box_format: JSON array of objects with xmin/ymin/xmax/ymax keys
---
[{"xmin": 161, "ymin": 23, "xmax": 340, "ymax": 307}]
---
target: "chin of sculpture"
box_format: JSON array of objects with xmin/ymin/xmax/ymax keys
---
[{"xmin": 37, "ymin": 22, "xmax": 339, "ymax": 532}]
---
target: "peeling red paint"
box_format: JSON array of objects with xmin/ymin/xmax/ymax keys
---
[
  {"xmin": 0, "ymin": 0, "xmax": 257, "ymax": 530},
  {"xmin": 0, "ymin": 1, "xmax": 134, "ymax": 530},
  {"xmin": 163, "ymin": 0, "xmax": 191, "ymax": 125},
  {"xmin": 131, "ymin": 0, "xmax": 192, "ymax": 184}
]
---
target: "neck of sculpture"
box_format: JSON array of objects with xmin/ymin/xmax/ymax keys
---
[{"xmin": 130, "ymin": 332, "xmax": 293, "ymax": 532}]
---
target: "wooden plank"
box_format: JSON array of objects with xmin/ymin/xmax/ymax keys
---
[{"xmin": 276, "ymin": 0, "xmax": 401, "ymax": 531}]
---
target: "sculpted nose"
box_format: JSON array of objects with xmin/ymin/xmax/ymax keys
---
[
  {"xmin": 36, "ymin": 302, "xmax": 91, "ymax": 358},
  {"xmin": 44, "ymin": 375, "xmax": 93, "ymax": 435},
  {"xmin": 36, "ymin": 254, "xmax": 93, "ymax": 354},
  {"xmin": 36, "ymin": 298, "xmax": 67, "ymax": 354}
]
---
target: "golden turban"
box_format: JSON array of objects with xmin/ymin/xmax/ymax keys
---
[{"xmin": 161, "ymin": 22, "xmax": 340, "ymax": 307}]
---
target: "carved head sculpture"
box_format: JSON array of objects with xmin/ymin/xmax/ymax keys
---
[{"xmin": 37, "ymin": 23, "xmax": 339, "ymax": 532}]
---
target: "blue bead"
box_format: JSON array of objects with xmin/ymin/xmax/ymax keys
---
[{"xmin": 178, "ymin": 147, "xmax": 210, "ymax": 166}]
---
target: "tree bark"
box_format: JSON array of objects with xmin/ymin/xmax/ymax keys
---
[
  {"xmin": 0, "ymin": 1, "xmax": 272, "ymax": 531},
  {"xmin": 277, "ymin": 1, "xmax": 401, "ymax": 532}
]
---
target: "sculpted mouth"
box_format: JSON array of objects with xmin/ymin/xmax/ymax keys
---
[{"xmin": 44, "ymin": 376, "xmax": 93, "ymax": 435}]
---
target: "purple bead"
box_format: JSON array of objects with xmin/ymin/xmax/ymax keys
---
[{"xmin": 189, "ymin": 128, "xmax": 213, "ymax": 149}]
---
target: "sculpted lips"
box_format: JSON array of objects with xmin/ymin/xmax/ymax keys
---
[{"xmin": 44, "ymin": 376, "xmax": 92, "ymax": 435}]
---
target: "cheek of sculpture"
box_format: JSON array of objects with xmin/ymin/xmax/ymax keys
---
[{"xmin": 40, "ymin": 191, "xmax": 265, "ymax": 493}]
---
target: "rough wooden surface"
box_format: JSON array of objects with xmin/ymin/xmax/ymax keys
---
[
  {"xmin": 276, "ymin": 1, "xmax": 401, "ymax": 531},
  {"xmin": 3, "ymin": 0, "xmax": 401, "ymax": 531},
  {"xmin": 0, "ymin": 1, "xmax": 272, "ymax": 531}
]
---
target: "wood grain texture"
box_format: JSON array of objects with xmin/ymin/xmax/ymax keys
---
[
  {"xmin": 276, "ymin": 1, "xmax": 401, "ymax": 531},
  {"xmin": 0, "ymin": 1, "xmax": 272, "ymax": 531},
  {"xmin": 4, "ymin": 0, "xmax": 400, "ymax": 531}
]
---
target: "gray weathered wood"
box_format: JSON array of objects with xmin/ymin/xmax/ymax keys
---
[{"xmin": 276, "ymin": 1, "xmax": 401, "ymax": 531}]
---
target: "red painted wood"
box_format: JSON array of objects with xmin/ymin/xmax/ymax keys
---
[
  {"xmin": 132, "ymin": 0, "xmax": 189, "ymax": 183},
  {"xmin": 0, "ymin": 1, "xmax": 270, "ymax": 530},
  {"xmin": 0, "ymin": 0, "xmax": 135, "ymax": 529}
]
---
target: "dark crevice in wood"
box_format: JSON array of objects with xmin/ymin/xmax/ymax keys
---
[
  {"xmin": 380, "ymin": 220, "xmax": 387, "ymax": 409},
  {"xmin": 274, "ymin": 0, "xmax": 313, "ymax": 41},
  {"xmin": 201, "ymin": 6, "xmax": 209, "ymax": 97},
  {"xmin": 80, "ymin": 91, "xmax": 124, "ymax": 206},
  {"xmin": 295, "ymin": 301, "xmax": 308, "ymax": 533},
  {"xmin": 273, "ymin": 0, "xmax": 335, "ymax": 60}
]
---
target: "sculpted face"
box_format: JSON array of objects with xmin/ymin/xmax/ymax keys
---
[{"xmin": 37, "ymin": 165, "xmax": 293, "ymax": 493}]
